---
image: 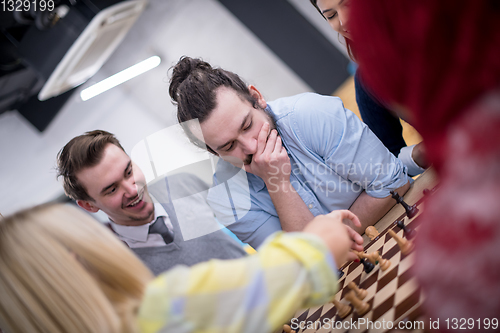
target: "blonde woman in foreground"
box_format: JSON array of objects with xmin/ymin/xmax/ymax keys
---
[{"xmin": 0, "ymin": 204, "xmax": 362, "ymax": 333}]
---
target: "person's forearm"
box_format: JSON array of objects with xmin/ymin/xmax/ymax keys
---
[
  {"xmin": 348, "ymin": 181, "xmax": 411, "ymax": 234},
  {"xmin": 267, "ymin": 180, "xmax": 314, "ymax": 232},
  {"xmin": 138, "ymin": 232, "xmax": 338, "ymax": 333}
]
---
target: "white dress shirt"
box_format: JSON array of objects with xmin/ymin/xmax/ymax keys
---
[{"xmin": 109, "ymin": 203, "xmax": 174, "ymax": 248}]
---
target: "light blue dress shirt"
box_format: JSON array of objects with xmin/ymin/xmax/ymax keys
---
[{"xmin": 207, "ymin": 93, "xmax": 410, "ymax": 248}]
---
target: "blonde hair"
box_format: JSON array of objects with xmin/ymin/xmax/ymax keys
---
[{"xmin": 0, "ymin": 204, "xmax": 153, "ymax": 333}]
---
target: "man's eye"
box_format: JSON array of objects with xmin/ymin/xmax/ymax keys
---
[
  {"xmin": 243, "ymin": 121, "xmax": 252, "ymax": 131},
  {"xmin": 224, "ymin": 143, "xmax": 235, "ymax": 152},
  {"xmin": 108, "ymin": 188, "xmax": 116, "ymax": 195}
]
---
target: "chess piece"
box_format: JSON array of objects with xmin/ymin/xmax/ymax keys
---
[
  {"xmin": 360, "ymin": 258, "xmax": 375, "ymax": 273},
  {"xmin": 353, "ymin": 250, "xmax": 364, "ymax": 260},
  {"xmin": 390, "ymin": 191, "xmax": 419, "ymax": 218},
  {"xmin": 397, "ymin": 217, "xmax": 417, "ymax": 240},
  {"xmin": 283, "ymin": 324, "xmax": 295, "ymax": 333},
  {"xmin": 388, "ymin": 229, "xmax": 414, "ymax": 255},
  {"xmin": 354, "ymin": 251, "xmax": 376, "ymax": 273},
  {"xmin": 365, "ymin": 226, "xmax": 380, "ymax": 240},
  {"xmin": 344, "ymin": 290, "xmax": 370, "ymax": 316},
  {"xmin": 359, "ymin": 251, "xmax": 391, "ymax": 271},
  {"xmin": 362, "ymin": 251, "xmax": 379, "ymax": 265},
  {"xmin": 371, "ymin": 251, "xmax": 391, "ymax": 271},
  {"xmin": 332, "ymin": 299, "xmax": 351, "ymax": 318},
  {"xmin": 348, "ymin": 281, "xmax": 368, "ymax": 300}
]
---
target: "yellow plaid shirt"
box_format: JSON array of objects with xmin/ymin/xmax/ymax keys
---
[{"xmin": 138, "ymin": 231, "xmax": 338, "ymax": 333}]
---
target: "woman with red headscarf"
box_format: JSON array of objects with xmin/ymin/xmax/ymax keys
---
[{"xmin": 350, "ymin": 0, "xmax": 500, "ymax": 323}]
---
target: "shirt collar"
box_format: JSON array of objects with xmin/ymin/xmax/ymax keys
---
[{"xmin": 108, "ymin": 203, "xmax": 168, "ymax": 242}]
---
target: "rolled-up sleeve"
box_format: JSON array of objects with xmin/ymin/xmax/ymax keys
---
[
  {"xmin": 398, "ymin": 144, "xmax": 425, "ymax": 176},
  {"xmin": 138, "ymin": 232, "xmax": 338, "ymax": 333}
]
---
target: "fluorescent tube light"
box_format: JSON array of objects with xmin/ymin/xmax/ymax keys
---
[{"xmin": 80, "ymin": 55, "xmax": 161, "ymax": 101}]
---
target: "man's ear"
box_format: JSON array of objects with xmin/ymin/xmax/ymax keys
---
[
  {"xmin": 76, "ymin": 200, "xmax": 100, "ymax": 213},
  {"xmin": 248, "ymin": 85, "xmax": 267, "ymax": 109}
]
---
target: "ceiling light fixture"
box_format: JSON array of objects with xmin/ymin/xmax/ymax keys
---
[{"xmin": 80, "ymin": 55, "xmax": 161, "ymax": 101}]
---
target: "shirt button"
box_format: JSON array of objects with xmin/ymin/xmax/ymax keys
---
[{"xmin": 308, "ymin": 204, "xmax": 314, "ymax": 209}]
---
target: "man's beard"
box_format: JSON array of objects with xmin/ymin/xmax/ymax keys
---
[
  {"xmin": 243, "ymin": 107, "xmax": 278, "ymax": 165},
  {"xmin": 243, "ymin": 155, "xmax": 253, "ymax": 165}
]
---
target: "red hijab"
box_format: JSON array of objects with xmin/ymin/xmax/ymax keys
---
[
  {"xmin": 350, "ymin": 0, "xmax": 500, "ymax": 170},
  {"xmin": 350, "ymin": 0, "xmax": 500, "ymax": 323}
]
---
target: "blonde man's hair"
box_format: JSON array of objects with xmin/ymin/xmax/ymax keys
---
[{"xmin": 0, "ymin": 204, "xmax": 153, "ymax": 333}]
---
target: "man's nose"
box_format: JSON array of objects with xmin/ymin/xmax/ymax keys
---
[
  {"xmin": 240, "ymin": 136, "xmax": 257, "ymax": 154},
  {"xmin": 124, "ymin": 178, "xmax": 138, "ymax": 196}
]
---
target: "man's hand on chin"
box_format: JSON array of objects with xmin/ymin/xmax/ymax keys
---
[{"xmin": 245, "ymin": 123, "xmax": 291, "ymax": 189}]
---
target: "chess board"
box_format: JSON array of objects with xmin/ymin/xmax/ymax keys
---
[{"xmin": 283, "ymin": 197, "xmax": 428, "ymax": 333}]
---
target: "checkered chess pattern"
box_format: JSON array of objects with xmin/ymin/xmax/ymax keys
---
[{"xmin": 283, "ymin": 205, "xmax": 425, "ymax": 333}]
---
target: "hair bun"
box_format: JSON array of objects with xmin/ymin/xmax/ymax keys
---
[{"xmin": 169, "ymin": 56, "xmax": 212, "ymax": 102}]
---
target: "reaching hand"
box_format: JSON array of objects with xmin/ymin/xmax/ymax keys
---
[
  {"xmin": 344, "ymin": 224, "xmax": 364, "ymax": 261},
  {"xmin": 303, "ymin": 210, "xmax": 363, "ymax": 267}
]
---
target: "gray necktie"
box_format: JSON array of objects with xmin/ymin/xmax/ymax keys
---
[{"xmin": 149, "ymin": 216, "xmax": 174, "ymax": 244}]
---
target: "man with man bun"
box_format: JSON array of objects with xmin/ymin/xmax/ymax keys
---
[{"xmin": 169, "ymin": 56, "xmax": 411, "ymax": 249}]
